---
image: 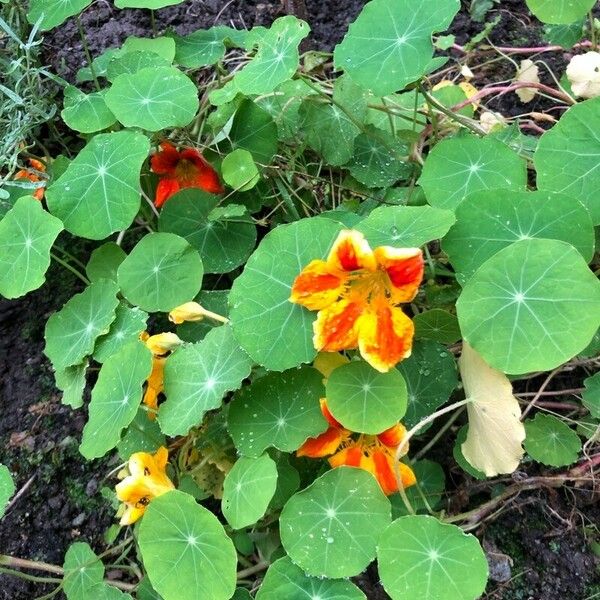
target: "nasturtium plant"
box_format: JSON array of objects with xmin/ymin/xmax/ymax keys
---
[{"xmin": 4, "ymin": 0, "xmax": 600, "ymax": 597}]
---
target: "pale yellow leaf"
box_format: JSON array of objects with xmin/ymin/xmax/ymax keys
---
[
  {"xmin": 459, "ymin": 342, "xmax": 525, "ymax": 476},
  {"xmin": 515, "ymin": 59, "xmax": 539, "ymax": 103}
]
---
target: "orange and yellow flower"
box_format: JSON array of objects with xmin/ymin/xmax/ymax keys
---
[
  {"xmin": 151, "ymin": 141, "xmax": 224, "ymax": 208},
  {"xmin": 297, "ymin": 399, "xmax": 416, "ymax": 495},
  {"xmin": 290, "ymin": 230, "xmax": 424, "ymax": 373},
  {"xmin": 14, "ymin": 158, "xmax": 46, "ymax": 201},
  {"xmin": 115, "ymin": 447, "xmax": 174, "ymax": 525},
  {"xmin": 140, "ymin": 332, "xmax": 183, "ymax": 419}
]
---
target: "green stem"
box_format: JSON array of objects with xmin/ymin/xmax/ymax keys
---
[
  {"xmin": 0, "ymin": 566, "xmax": 61, "ymax": 584},
  {"xmin": 413, "ymin": 407, "xmax": 465, "ymax": 461},
  {"xmin": 53, "ymin": 245, "xmax": 87, "ymax": 270},
  {"xmin": 274, "ymin": 178, "xmax": 301, "ymax": 221},
  {"xmin": 150, "ymin": 10, "xmax": 158, "ymax": 36},
  {"xmin": 50, "ymin": 252, "xmax": 90, "ymax": 285},
  {"xmin": 590, "ymin": 12, "xmax": 598, "ymax": 51},
  {"xmin": 76, "ymin": 15, "xmax": 101, "ymax": 91}
]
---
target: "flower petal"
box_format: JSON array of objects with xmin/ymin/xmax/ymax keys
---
[
  {"xmin": 151, "ymin": 141, "xmax": 180, "ymax": 175},
  {"xmin": 144, "ymin": 332, "xmax": 183, "ymax": 356},
  {"xmin": 313, "ymin": 296, "xmax": 364, "ymax": 352},
  {"xmin": 377, "ymin": 423, "xmax": 407, "ymax": 448},
  {"xmin": 327, "ymin": 230, "xmax": 377, "ymax": 272},
  {"xmin": 180, "ymin": 149, "xmax": 225, "ymax": 194},
  {"xmin": 357, "ymin": 302, "xmax": 414, "ymax": 372},
  {"xmin": 290, "ymin": 260, "xmax": 347, "ymax": 310},
  {"xmin": 374, "ymin": 246, "xmax": 424, "ymax": 303},
  {"xmin": 319, "ymin": 398, "xmax": 343, "ymax": 429},
  {"xmin": 119, "ymin": 504, "xmax": 146, "ymax": 525},
  {"xmin": 168, "ymin": 301, "xmax": 205, "ymax": 324},
  {"xmin": 329, "ymin": 445, "xmax": 363, "ymax": 468},
  {"xmin": 297, "ymin": 426, "xmax": 345, "ymax": 458},
  {"xmin": 370, "ymin": 450, "xmax": 416, "ymax": 495},
  {"xmin": 155, "ymin": 177, "xmax": 181, "ymax": 208}
]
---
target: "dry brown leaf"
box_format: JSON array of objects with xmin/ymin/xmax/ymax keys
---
[{"xmin": 459, "ymin": 342, "xmax": 525, "ymax": 476}]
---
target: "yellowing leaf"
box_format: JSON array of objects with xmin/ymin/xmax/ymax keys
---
[
  {"xmin": 458, "ymin": 342, "xmax": 525, "ymax": 476},
  {"xmin": 515, "ymin": 59, "xmax": 540, "ymax": 103}
]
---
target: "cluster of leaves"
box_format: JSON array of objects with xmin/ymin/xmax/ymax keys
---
[{"xmin": 1, "ymin": 0, "xmax": 599, "ymax": 599}]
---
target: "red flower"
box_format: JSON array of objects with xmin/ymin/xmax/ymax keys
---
[{"xmin": 150, "ymin": 141, "xmax": 224, "ymax": 208}]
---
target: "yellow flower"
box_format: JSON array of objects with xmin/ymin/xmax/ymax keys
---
[
  {"xmin": 168, "ymin": 301, "xmax": 229, "ymax": 325},
  {"xmin": 290, "ymin": 230, "xmax": 424, "ymax": 373},
  {"xmin": 115, "ymin": 447, "xmax": 175, "ymax": 525},
  {"xmin": 143, "ymin": 332, "xmax": 183, "ymax": 355},
  {"xmin": 139, "ymin": 332, "xmax": 182, "ymax": 420}
]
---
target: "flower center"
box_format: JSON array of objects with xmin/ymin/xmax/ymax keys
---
[{"xmin": 174, "ymin": 159, "xmax": 197, "ymax": 184}]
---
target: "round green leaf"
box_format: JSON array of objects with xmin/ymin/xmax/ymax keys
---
[
  {"xmin": 326, "ymin": 361, "xmax": 408, "ymax": 434},
  {"xmin": 117, "ymin": 409, "xmax": 166, "ymax": 461},
  {"xmin": 229, "ymin": 217, "xmax": 341, "ymax": 370},
  {"xmin": 227, "ymin": 367, "xmax": 327, "ymax": 457},
  {"xmin": 158, "ymin": 189, "xmax": 256, "ymax": 274},
  {"xmin": 526, "ymin": 0, "xmax": 596, "ymax": 24},
  {"xmin": 222, "ymin": 149, "xmax": 260, "ymax": 191},
  {"xmin": 27, "ymin": 0, "xmax": 92, "ymax": 30},
  {"xmin": 390, "ymin": 459, "xmax": 446, "ymax": 518},
  {"xmin": 46, "ymin": 131, "xmax": 150, "ymax": 240},
  {"xmin": 418, "ymin": 135, "xmax": 527, "ymax": 210},
  {"xmin": 524, "ymin": 413, "xmax": 582, "ymax": 466},
  {"xmin": 139, "ymin": 490, "xmax": 237, "ymax": 600},
  {"xmin": 105, "ymin": 66, "xmax": 199, "ymax": 131},
  {"xmin": 299, "ymin": 75, "xmax": 367, "ymax": 167},
  {"xmin": 117, "ymin": 232, "xmax": 203, "ymax": 312},
  {"xmin": 534, "ymin": 96, "xmax": 600, "ymax": 223},
  {"xmin": 333, "ymin": 0, "xmax": 460, "ymax": 96},
  {"xmin": 86, "ymin": 242, "xmax": 126, "ymax": 283},
  {"xmin": 413, "ymin": 309, "xmax": 461, "ymax": 344},
  {"xmin": 256, "ymin": 556, "xmax": 366, "ymax": 600},
  {"xmin": 377, "ymin": 516, "xmax": 488, "ymax": 600},
  {"xmin": 0, "ymin": 196, "xmax": 63, "ymax": 299},
  {"xmin": 357, "ymin": 205, "xmax": 455, "ymax": 248},
  {"xmin": 93, "ymin": 303, "xmax": 148, "ymax": 363},
  {"xmin": 55, "ymin": 361, "xmax": 88, "ymax": 409},
  {"xmin": 172, "ymin": 27, "xmax": 235, "ymax": 68},
  {"xmin": 222, "ymin": 454, "xmax": 278, "ymax": 529},
  {"xmin": 457, "ymin": 239, "xmax": 600, "ymax": 374},
  {"xmin": 347, "ymin": 127, "xmax": 411, "ymax": 188},
  {"xmin": 44, "ymin": 280, "xmax": 120, "ymax": 371},
  {"xmin": 106, "ymin": 51, "xmax": 171, "ymax": 82},
  {"xmin": 280, "ymin": 467, "xmax": 391, "ymax": 578},
  {"xmin": 453, "ymin": 425, "xmax": 486, "ymax": 480},
  {"xmin": 397, "ymin": 340, "xmax": 458, "ymax": 429},
  {"xmin": 80, "ymin": 341, "xmax": 153, "ymax": 459},
  {"xmin": 61, "ymin": 86, "xmax": 116, "ymax": 133},
  {"xmin": 443, "ymin": 190, "xmax": 595, "ymax": 281},
  {"xmin": 229, "ymin": 16, "xmax": 309, "ymax": 96},
  {"xmin": 63, "ymin": 542, "xmax": 104, "ymax": 600},
  {"xmin": 159, "ymin": 325, "xmax": 253, "ymax": 436},
  {"xmin": 583, "ymin": 372, "xmax": 600, "ymax": 418},
  {"xmin": 121, "ymin": 35, "xmax": 176, "ymax": 61},
  {"xmin": 229, "ymin": 100, "xmax": 278, "ymax": 166},
  {"xmin": 0, "ymin": 464, "xmax": 15, "ymax": 519}
]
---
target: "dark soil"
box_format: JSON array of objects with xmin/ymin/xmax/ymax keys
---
[
  {"xmin": 2, "ymin": 1, "xmax": 597, "ymax": 599},
  {"xmin": 0, "ymin": 256, "xmax": 115, "ymax": 600},
  {"xmin": 42, "ymin": 0, "xmax": 367, "ymax": 81}
]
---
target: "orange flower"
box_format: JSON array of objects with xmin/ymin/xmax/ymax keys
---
[
  {"xmin": 297, "ymin": 400, "xmax": 416, "ymax": 495},
  {"xmin": 290, "ymin": 230, "xmax": 424, "ymax": 372},
  {"xmin": 115, "ymin": 447, "xmax": 174, "ymax": 525},
  {"xmin": 151, "ymin": 141, "xmax": 224, "ymax": 208},
  {"xmin": 14, "ymin": 158, "xmax": 46, "ymax": 201}
]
